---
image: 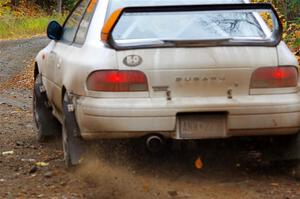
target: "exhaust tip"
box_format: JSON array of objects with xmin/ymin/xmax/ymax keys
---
[{"xmin": 146, "ymin": 135, "xmax": 164, "ymax": 153}]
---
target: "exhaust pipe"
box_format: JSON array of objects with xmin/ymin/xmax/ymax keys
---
[{"xmin": 146, "ymin": 135, "xmax": 164, "ymax": 153}]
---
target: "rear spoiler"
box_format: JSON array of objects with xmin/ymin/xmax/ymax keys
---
[{"xmin": 101, "ymin": 3, "xmax": 283, "ymax": 49}]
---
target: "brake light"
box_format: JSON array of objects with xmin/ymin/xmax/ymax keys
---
[
  {"xmin": 87, "ymin": 70, "xmax": 148, "ymax": 92},
  {"xmin": 250, "ymin": 66, "xmax": 298, "ymax": 89}
]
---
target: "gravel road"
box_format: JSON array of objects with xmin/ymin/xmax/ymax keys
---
[{"xmin": 1, "ymin": 37, "xmax": 300, "ymax": 199}]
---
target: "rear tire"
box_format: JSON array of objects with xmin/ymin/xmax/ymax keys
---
[
  {"xmin": 33, "ymin": 74, "xmax": 61, "ymax": 142},
  {"xmin": 260, "ymin": 134, "xmax": 300, "ymax": 180}
]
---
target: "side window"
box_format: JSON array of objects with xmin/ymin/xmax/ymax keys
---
[
  {"xmin": 74, "ymin": 0, "xmax": 98, "ymax": 45},
  {"xmin": 61, "ymin": 0, "xmax": 90, "ymax": 44}
]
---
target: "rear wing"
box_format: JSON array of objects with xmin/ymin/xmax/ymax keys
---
[{"xmin": 101, "ymin": 3, "xmax": 283, "ymax": 50}]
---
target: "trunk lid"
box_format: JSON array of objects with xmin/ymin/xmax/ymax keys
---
[{"xmin": 117, "ymin": 47, "xmax": 278, "ymax": 98}]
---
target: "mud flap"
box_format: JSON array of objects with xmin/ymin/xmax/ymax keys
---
[
  {"xmin": 261, "ymin": 133, "xmax": 300, "ymax": 161},
  {"xmin": 63, "ymin": 94, "xmax": 87, "ymax": 166}
]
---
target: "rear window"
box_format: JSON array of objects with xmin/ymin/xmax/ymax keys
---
[
  {"xmin": 112, "ymin": 10, "xmax": 266, "ymax": 41},
  {"xmin": 104, "ymin": 3, "xmax": 282, "ymax": 49}
]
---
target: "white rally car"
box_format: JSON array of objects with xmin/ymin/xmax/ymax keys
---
[{"xmin": 34, "ymin": 0, "xmax": 300, "ymax": 167}]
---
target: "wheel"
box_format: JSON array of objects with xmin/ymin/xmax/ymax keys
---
[
  {"xmin": 33, "ymin": 74, "xmax": 61, "ymax": 142},
  {"xmin": 62, "ymin": 93, "xmax": 87, "ymax": 168}
]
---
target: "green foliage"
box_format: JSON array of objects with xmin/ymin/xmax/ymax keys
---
[
  {"xmin": 36, "ymin": 0, "xmax": 78, "ymax": 13},
  {"xmin": 0, "ymin": 0, "xmax": 10, "ymax": 16},
  {"xmin": 63, "ymin": 0, "xmax": 78, "ymax": 11},
  {"xmin": 0, "ymin": 14, "xmax": 65, "ymax": 40},
  {"xmin": 294, "ymin": 38, "xmax": 300, "ymax": 47},
  {"xmin": 286, "ymin": 0, "xmax": 299, "ymax": 19}
]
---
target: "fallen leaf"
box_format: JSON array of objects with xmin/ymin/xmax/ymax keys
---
[
  {"xmin": 295, "ymin": 31, "xmax": 300, "ymax": 39},
  {"xmin": 2, "ymin": 151, "xmax": 14, "ymax": 155},
  {"xmin": 194, "ymin": 157, "xmax": 204, "ymax": 170},
  {"xmin": 35, "ymin": 162, "xmax": 49, "ymax": 167},
  {"xmin": 270, "ymin": 183, "xmax": 280, "ymax": 187}
]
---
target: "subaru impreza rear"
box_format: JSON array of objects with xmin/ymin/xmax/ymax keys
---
[
  {"xmin": 35, "ymin": 0, "xmax": 300, "ymax": 166},
  {"xmin": 76, "ymin": 2, "xmax": 300, "ymax": 141}
]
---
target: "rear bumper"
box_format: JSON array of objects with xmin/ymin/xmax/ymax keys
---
[{"xmin": 75, "ymin": 93, "xmax": 300, "ymax": 139}]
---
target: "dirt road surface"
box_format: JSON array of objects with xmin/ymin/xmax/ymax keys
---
[{"xmin": 1, "ymin": 37, "xmax": 300, "ymax": 199}]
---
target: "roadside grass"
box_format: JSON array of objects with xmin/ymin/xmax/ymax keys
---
[{"xmin": 0, "ymin": 14, "xmax": 65, "ymax": 40}]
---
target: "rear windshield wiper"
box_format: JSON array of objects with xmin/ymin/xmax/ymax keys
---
[
  {"xmin": 161, "ymin": 38, "xmax": 234, "ymax": 46},
  {"xmin": 114, "ymin": 38, "xmax": 234, "ymax": 48},
  {"xmin": 114, "ymin": 39, "xmax": 175, "ymax": 47}
]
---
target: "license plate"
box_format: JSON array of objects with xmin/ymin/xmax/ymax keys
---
[{"xmin": 177, "ymin": 113, "xmax": 227, "ymax": 139}]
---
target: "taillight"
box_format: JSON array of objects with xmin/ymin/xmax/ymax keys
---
[
  {"xmin": 87, "ymin": 70, "xmax": 148, "ymax": 92},
  {"xmin": 250, "ymin": 66, "xmax": 298, "ymax": 89}
]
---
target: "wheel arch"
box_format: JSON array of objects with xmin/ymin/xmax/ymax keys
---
[
  {"xmin": 61, "ymin": 86, "xmax": 67, "ymax": 105},
  {"xmin": 34, "ymin": 62, "xmax": 39, "ymax": 79}
]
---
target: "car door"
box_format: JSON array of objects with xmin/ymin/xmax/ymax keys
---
[{"xmin": 47, "ymin": 0, "xmax": 92, "ymax": 112}]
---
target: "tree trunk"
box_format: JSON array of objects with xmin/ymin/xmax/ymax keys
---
[
  {"xmin": 11, "ymin": 0, "xmax": 20, "ymax": 6},
  {"xmin": 56, "ymin": 0, "xmax": 62, "ymax": 14}
]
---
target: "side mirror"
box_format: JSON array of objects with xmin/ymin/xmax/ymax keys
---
[{"xmin": 47, "ymin": 21, "xmax": 63, "ymax": 40}]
